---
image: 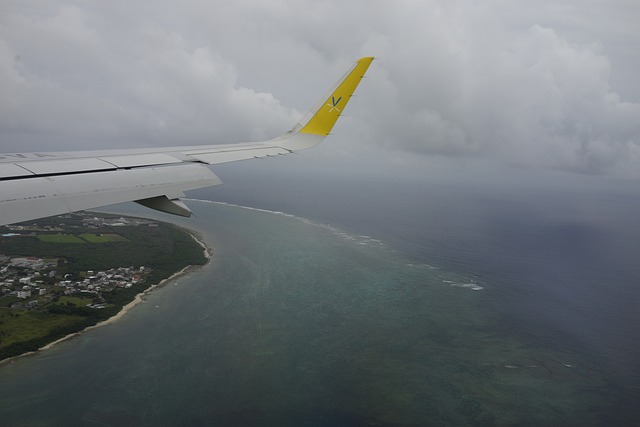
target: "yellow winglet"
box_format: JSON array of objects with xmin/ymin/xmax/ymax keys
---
[{"xmin": 300, "ymin": 57, "xmax": 374, "ymax": 136}]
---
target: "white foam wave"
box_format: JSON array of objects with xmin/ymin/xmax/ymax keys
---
[
  {"xmin": 450, "ymin": 282, "xmax": 484, "ymax": 291},
  {"xmin": 184, "ymin": 199, "xmax": 386, "ymax": 249}
]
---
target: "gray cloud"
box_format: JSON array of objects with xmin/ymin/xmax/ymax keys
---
[
  {"xmin": 1, "ymin": 0, "xmax": 639, "ymax": 176},
  {"xmin": 356, "ymin": 3, "xmax": 640, "ymax": 175}
]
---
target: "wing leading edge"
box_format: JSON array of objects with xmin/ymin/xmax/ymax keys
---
[{"xmin": 0, "ymin": 57, "xmax": 373, "ymax": 226}]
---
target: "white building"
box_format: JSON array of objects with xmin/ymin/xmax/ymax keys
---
[{"xmin": 17, "ymin": 290, "xmax": 31, "ymax": 299}]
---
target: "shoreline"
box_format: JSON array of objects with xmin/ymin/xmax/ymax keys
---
[{"xmin": 0, "ymin": 230, "xmax": 212, "ymax": 366}]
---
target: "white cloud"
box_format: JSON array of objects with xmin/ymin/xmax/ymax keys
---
[
  {"xmin": 0, "ymin": 1, "xmax": 298, "ymax": 150},
  {"xmin": 0, "ymin": 0, "xmax": 638, "ymax": 176},
  {"xmin": 358, "ymin": 4, "xmax": 640, "ymax": 175}
]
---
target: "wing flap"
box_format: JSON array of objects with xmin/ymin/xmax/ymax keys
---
[
  {"xmin": 186, "ymin": 145, "xmax": 291, "ymax": 164},
  {"xmin": 16, "ymin": 158, "xmax": 116, "ymax": 175},
  {"xmin": 0, "ymin": 163, "xmax": 34, "ymax": 178},
  {"xmin": 0, "ymin": 164, "xmax": 221, "ymax": 225},
  {"xmin": 98, "ymin": 153, "xmax": 183, "ymax": 168}
]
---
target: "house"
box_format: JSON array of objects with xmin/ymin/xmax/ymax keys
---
[{"xmin": 17, "ymin": 290, "xmax": 31, "ymax": 299}]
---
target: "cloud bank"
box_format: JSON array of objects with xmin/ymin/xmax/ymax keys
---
[{"xmin": 1, "ymin": 0, "xmax": 639, "ymax": 176}]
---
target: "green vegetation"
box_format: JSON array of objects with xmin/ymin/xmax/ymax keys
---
[
  {"xmin": 0, "ymin": 310, "xmax": 83, "ymax": 348},
  {"xmin": 37, "ymin": 234, "xmax": 85, "ymax": 244},
  {"xmin": 79, "ymin": 233, "xmax": 129, "ymax": 243},
  {"xmin": 0, "ymin": 212, "xmax": 208, "ymax": 362},
  {"xmin": 0, "ymin": 296, "xmax": 21, "ymax": 307},
  {"xmin": 56, "ymin": 296, "xmax": 94, "ymax": 306}
]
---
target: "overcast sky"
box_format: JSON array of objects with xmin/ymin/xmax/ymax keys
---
[{"xmin": 1, "ymin": 0, "xmax": 639, "ymax": 178}]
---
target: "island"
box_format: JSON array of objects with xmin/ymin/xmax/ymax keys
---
[{"xmin": 0, "ymin": 211, "xmax": 209, "ymax": 362}]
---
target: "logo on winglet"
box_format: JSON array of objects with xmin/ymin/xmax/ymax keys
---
[{"xmin": 327, "ymin": 96, "xmax": 342, "ymax": 113}]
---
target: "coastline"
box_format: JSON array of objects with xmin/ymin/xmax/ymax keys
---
[{"xmin": 0, "ymin": 230, "xmax": 212, "ymax": 365}]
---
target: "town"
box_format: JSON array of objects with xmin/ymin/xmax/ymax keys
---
[{"xmin": 1, "ymin": 254, "xmax": 148, "ymax": 311}]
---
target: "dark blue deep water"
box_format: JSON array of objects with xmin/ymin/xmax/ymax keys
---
[{"xmin": 0, "ymin": 164, "xmax": 638, "ymax": 426}]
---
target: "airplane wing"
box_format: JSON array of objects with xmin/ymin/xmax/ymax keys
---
[{"xmin": 0, "ymin": 57, "xmax": 373, "ymax": 226}]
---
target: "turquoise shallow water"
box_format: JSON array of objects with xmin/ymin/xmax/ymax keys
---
[{"xmin": 0, "ymin": 202, "xmax": 625, "ymax": 426}]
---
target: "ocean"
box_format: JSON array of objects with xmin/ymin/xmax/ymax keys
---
[{"xmin": 0, "ymin": 168, "xmax": 638, "ymax": 426}]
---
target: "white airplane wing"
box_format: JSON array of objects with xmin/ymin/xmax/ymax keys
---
[{"xmin": 0, "ymin": 57, "xmax": 373, "ymax": 226}]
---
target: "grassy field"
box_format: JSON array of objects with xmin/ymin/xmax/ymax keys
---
[
  {"xmin": 79, "ymin": 233, "xmax": 129, "ymax": 243},
  {"xmin": 0, "ymin": 309, "xmax": 82, "ymax": 347},
  {"xmin": 36, "ymin": 233, "xmax": 128, "ymax": 244},
  {"xmin": 37, "ymin": 234, "xmax": 85, "ymax": 244}
]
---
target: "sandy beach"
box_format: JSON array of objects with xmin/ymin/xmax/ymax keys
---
[{"xmin": 1, "ymin": 230, "xmax": 212, "ymax": 364}]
